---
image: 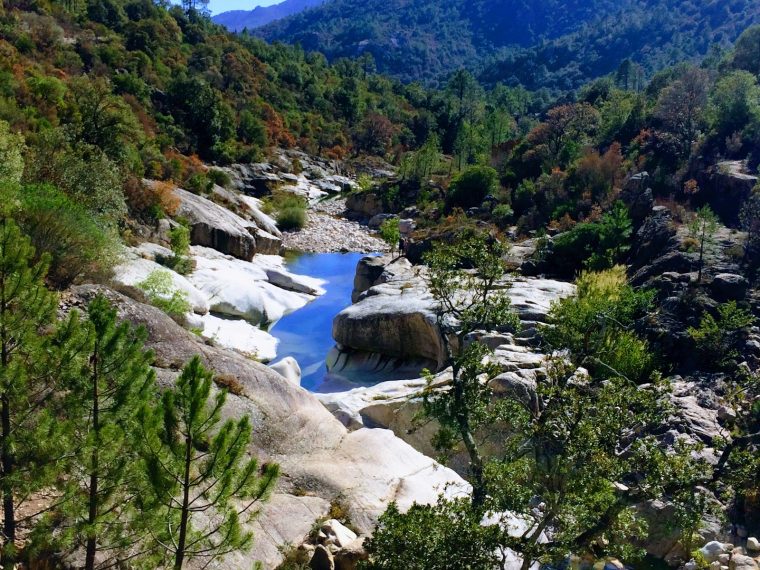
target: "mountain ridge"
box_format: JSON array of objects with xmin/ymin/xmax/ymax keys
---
[
  {"xmin": 257, "ymin": 0, "xmax": 760, "ymax": 89},
  {"xmin": 213, "ymin": 0, "xmax": 323, "ymax": 32}
]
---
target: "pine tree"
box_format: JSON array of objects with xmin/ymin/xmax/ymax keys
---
[
  {"xmin": 143, "ymin": 356, "xmax": 278, "ymax": 569},
  {"xmin": 0, "ymin": 217, "xmax": 59, "ymax": 568},
  {"xmin": 688, "ymin": 205, "xmax": 719, "ymax": 281},
  {"xmin": 58, "ymin": 295, "xmax": 157, "ymax": 570}
]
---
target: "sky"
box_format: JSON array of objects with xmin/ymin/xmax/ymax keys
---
[{"xmin": 208, "ymin": 0, "xmax": 278, "ymax": 14}]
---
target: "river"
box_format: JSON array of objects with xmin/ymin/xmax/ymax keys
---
[{"xmin": 269, "ymin": 251, "xmax": 373, "ymax": 392}]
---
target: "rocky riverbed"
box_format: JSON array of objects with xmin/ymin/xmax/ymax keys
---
[{"xmin": 282, "ymin": 197, "xmax": 390, "ymax": 254}]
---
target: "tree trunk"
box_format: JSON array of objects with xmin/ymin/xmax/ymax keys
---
[
  {"xmin": 85, "ymin": 350, "xmax": 100, "ymax": 570},
  {"xmin": 174, "ymin": 435, "xmax": 193, "ymax": 570},
  {"xmin": 1, "ymin": 268, "xmax": 16, "ymax": 570},
  {"xmin": 1, "ymin": 394, "xmax": 14, "ymax": 570}
]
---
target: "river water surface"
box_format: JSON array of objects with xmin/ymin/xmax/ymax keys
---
[{"xmin": 269, "ymin": 252, "xmax": 372, "ymax": 391}]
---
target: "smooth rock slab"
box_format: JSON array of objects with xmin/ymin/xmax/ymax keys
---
[
  {"xmin": 189, "ymin": 247, "xmax": 315, "ymax": 325},
  {"xmin": 197, "ymin": 313, "xmax": 278, "ymax": 362},
  {"xmin": 66, "ymin": 285, "xmax": 470, "ymax": 570}
]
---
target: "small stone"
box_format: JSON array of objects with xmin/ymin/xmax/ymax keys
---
[
  {"xmin": 718, "ymin": 406, "xmax": 737, "ymax": 422},
  {"xmin": 730, "ymin": 554, "xmax": 759, "ymax": 570},
  {"xmin": 747, "ymin": 537, "xmax": 760, "ymax": 552},
  {"xmin": 702, "ymin": 544, "xmax": 732, "ymax": 564},
  {"xmin": 720, "ymin": 554, "xmax": 731, "ymax": 564},
  {"xmin": 712, "ymin": 562, "xmax": 723, "ymax": 570},
  {"xmin": 684, "ymin": 560, "xmax": 698, "ymax": 570},
  {"xmin": 310, "ymin": 545, "xmax": 335, "ymax": 570}
]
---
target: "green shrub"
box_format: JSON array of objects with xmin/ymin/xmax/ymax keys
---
[
  {"xmin": 545, "ymin": 267, "xmax": 655, "ymax": 382},
  {"xmin": 136, "ymin": 270, "xmax": 192, "ymax": 321},
  {"xmin": 379, "ymin": 218, "xmax": 401, "ymax": 252},
  {"xmin": 277, "ymin": 207, "xmax": 306, "ymax": 231},
  {"xmin": 688, "ymin": 301, "xmax": 755, "ymax": 369},
  {"xmin": 265, "ymin": 192, "xmax": 308, "ymax": 231},
  {"xmin": 550, "ymin": 201, "xmax": 632, "ymax": 276},
  {"xmin": 491, "ymin": 203, "xmax": 514, "ymax": 228},
  {"xmin": 446, "ymin": 165, "xmax": 498, "ymax": 210},
  {"xmin": 15, "ymin": 183, "xmax": 120, "ymax": 288},
  {"xmin": 207, "ymin": 168, "xmax": 232, "ymax": 189},
  {"xmin": 169, "ymin": 224, "xmax": 190, "ymax": 257}
]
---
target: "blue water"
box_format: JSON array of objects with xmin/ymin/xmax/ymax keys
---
[{"xmin": 269, "ymin": 252, "xmax": 374, "ymax": 391}]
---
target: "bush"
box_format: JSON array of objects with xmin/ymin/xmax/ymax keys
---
[
  {"xmin": 15, "ymin": 183, "xmax": 120, "ymax": 288},
  {"xmin": 207, "ymin": 168, "xmax": 231, "ymax": 189},
  {"xmin": 446, "ymin": 165, "xmax": 498, "ymax": 210},
  {"xmin": 688, "ymin": 301, "xmax": 755, "ymax": 369},
  {"xmin": 124, "ymin": 179, "xmax": 180, "ymax": 220},
  {"xmin": 379, "ymin": 218, "xmax": 400, "ymax": 252},
  {"xmin": 550, "ymin": 201, "xmax": 632, "ymax": 276},
  {"xmin": 277, "ymin": 207, "xmax": 306, "ymax": 231},
  {"xmin": 545, "ymin": 267, "xmax": 655, "ymax": 382},
  {"xmin": 491, "ymin": 203, "xmax": 513, "ymax": 228},
  {"xmin": 136, "ymin": 270, "xmax": 192, "ymax": 321},
  {"xmin": 362, "ymin": 499, "xmax": 499, "ymax": 570},
  {"xmin": 265, "ymin": 192, "xmax": 308, "ymax": 231}
]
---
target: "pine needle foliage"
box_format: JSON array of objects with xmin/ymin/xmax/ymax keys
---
[
  {"xmin": 51, "ymin": 295, "xmax": 158, "ymax": 570},
  {"xmin": 0, "ymin": 217, "xmax": 60, "ymax": 568},
  {"xmin": 142, "ymin": 356, "xmax": 279, "ymax": 570}
]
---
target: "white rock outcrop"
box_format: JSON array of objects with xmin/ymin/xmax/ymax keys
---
[{"xmin": 189, "ymin": 246, "xmax": 320, "ymax": 325}]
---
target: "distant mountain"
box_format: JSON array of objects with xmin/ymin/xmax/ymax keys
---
[
  {"xmin": 258, "ymin": 0, "xmax": 760, "ymax": 89},
  {"xmin": 213, "ymin": 0, "xmax": 324, "ymax": 32}
]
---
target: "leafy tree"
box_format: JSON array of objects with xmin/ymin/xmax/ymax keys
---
[
  {"xmin": 654, "ymin": 67, "xmax": 710, "ymax": 159},
  {"xmin": 142, "ymin": 356, "xmax": 279, "ymax": 570},
  {"xmin": 687, "ymin": 206, "xmax": 719, "ymax": 282},
  {"xmin": 64, "ymin": 76, "xmax": 141, "ymax": 164},
  {"xmin": 422, "ymin": 232, "xmax": 519, "ymax": 507},
  {"xmin": 0, "ymin": 217, "xmax": 60, "ymax": 568},
  {"xmin": 56, "ymin": 296, "xmax": 157, "ymax": 570},
  {"xmin": 24, "ymin": 129, "xmax": 127, "ymax": 226},
  {"xmin": 708, "ymin": 71, "xmax": 760, "ymax": 144},
  {"xmin": 378, "ymin": 218, "xmax": 400, "ymax": 255},
  {"xmin": 362, "ymin": 499, "xmax": 501, "ymax": 570},
  {"xmin": 731, "ymin": 25, "xmax": 760, "ymax": 78},
  {"xmin": 401, "ymin": 134, "xmax": 440, "ymax": 182},
  {"xmin": 446, "ymin": 165, "xmax": 498, "ymax": 210}
]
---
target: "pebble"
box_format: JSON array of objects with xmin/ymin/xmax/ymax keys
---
[{"xmin": 282, "ymin": 198, "xmax": 390, "ymax": 254}]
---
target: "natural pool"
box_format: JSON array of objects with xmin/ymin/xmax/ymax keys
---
[{"xmin": 268, "ymin": 251, "xmax": 374, "ymax": 392}]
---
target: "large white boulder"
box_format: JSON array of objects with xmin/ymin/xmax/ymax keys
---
[
  {"xmin": 270, "ymin": 356, "xmax": 302, "ymax": 385},
  {"xmin": 189, "ymin": 246, "xmax": 315, "ymax": 325},
  {"xmin": 197, "ymin": 313, "xmax": 279, "ymax": 362}
]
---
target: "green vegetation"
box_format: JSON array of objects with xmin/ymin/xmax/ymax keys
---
[
  {"xmin": 137, "ymin": 270, "xmax": 192, "ymax": 321},
  {"xmin": 142, "ymin": 356, "xmax": 279, "ymax": 569},
  {"xmin": 265, "ymin": 192, "xmax": 308, "ymax": 231},
  {"xmin": 687, "ymin": 206, "xmax": 719, "ymax": 282},
  {"xmin": 260, "ymin": 0, "xmax": 760, "ymax": 91},
  {"xmin": 369, "ymin": 250, "xmax": 707, "ymax": 569},
  {"xmin": 378, "ymin": 218, "xmax": 400, "ymax": 254},
  {"xmin": 544, "ymin": 267, "xmax": 655, "ymax": 382},
  {"xmin": 0, "ymin": 211, "xmax": 275, "ymax": 568},
  {"xmin": 688, "ymin": 301, "xmax": 756, "ymax": 369},
  {"xmin": 54, "ymin": 295, "xmax": 157, "ymax": 570},
  {"xmin": 446, "ymin": 165, "xmax": 498, "ymax": 210}
]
